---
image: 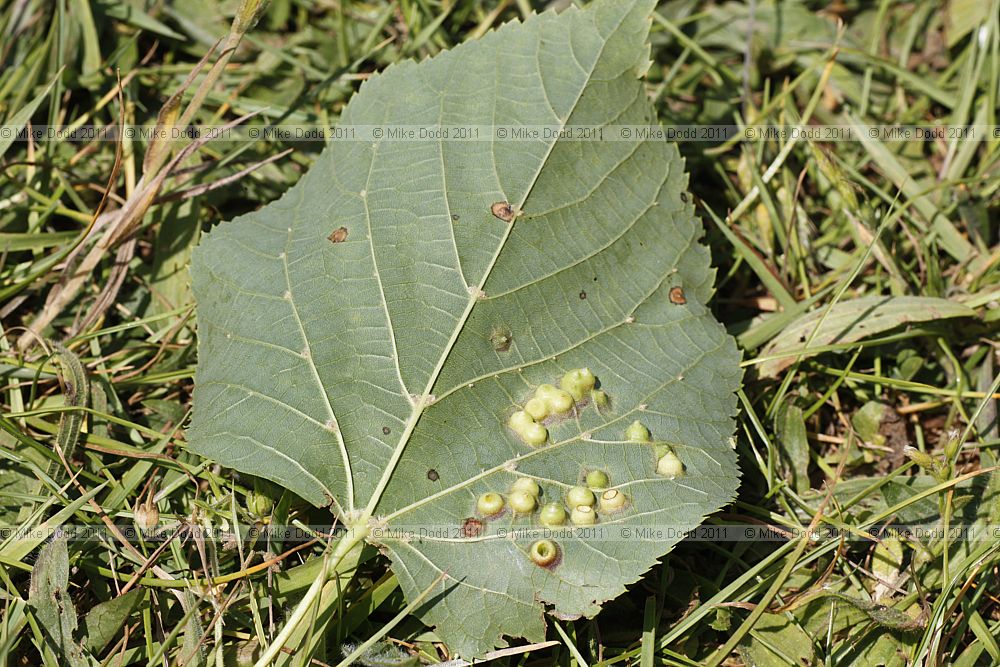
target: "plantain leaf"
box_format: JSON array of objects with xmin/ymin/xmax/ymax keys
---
[
  {"xmin": 737, "ymin": 613, "xmax": 817, "ymax": 667},
  {"xmin": 81, "ymin": 589, "xmax": 145, "ymax": 653},
  {"xmin": 189, "ymin": 0, "xmax": 741, "ymax": 656},
  {"xmin": 28, "ymin": 534, "xmax": 89, "ymax": 667},
  {"xmin": 758, "ymin": 295, "xmax": 977, "ymax": 378}
]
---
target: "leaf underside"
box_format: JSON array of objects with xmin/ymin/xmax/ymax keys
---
[{"xmin": 189, "ymin": 0, "xmax": 742, "ymax": 656}]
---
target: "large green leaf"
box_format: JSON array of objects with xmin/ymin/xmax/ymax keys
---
[{"xmin": 189, "ymin": 0, "xmax": 741, "ymax": 656}]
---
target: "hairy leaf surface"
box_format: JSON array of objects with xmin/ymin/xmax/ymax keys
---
[{"xmin": 190, "ymin": 0, "xmax": 741, "ymax": 655}]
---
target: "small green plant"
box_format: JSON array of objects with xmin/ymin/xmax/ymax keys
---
[{"xmin": 245, "ymin": 489, "xmax": 273, "ymax": 518}]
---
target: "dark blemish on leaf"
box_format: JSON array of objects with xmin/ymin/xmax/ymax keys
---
[
  {"xmin": 427, "ymin": 469, "xmax": 439, "ymax": 481},
  {"xmin": 451, "ymin": 214, "xmax": 460, "ymax": 221},
  {"xmin": 579, "ymin": 291, "xmax": 587, "ymax": 300},
  {"xmin": 669, "ymin": 286, "xmax": 687, "ymax": 305},
  {"xmin": 491, "ymin": 201, "xmax": 515, "ymax": 222},
  {"xmin": 327, "ymin": 227, "xmax": 349, "ymax": 243},
  {"xmin": 680, "ymin": 192, "xmax": 689, "ymax": 203},
  {"xmin": 490, "ymin": 327, "xmax": 512, "ymax": 353},
  {"xmin": 461, "ymin": 517, "xmax": 484, "ymax": 538},
  {"xmin": 382, "ymin": 426, "xmax": 391, "ymax": 435}
]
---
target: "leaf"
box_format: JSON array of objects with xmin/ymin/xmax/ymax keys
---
[
  {"xmin": 736, "ymin": 613, "xmax": 816, "ymax": 667},
  {"xmin": 81, "ymin": 589, "xmax": 145, "ymax": 653},
  {"xmin": 69, "ymin": 0, "xmax": 102, "ymax": 79},
  {"xmin": 339, "ymin": 640, "xmax": 419, "ymax": 667},
  {"xmin": 0, "ymin": 457, "xmax": 41, "ymax": 526},
  {"xmin": 0, "ymin": 72, "xmax": 60, "ymax": 163},
  {"xmin": 179, "ymin": 590, "xmax": 206, "ymax": 667},
  {"xmin": 28, "ymin": 534, "xmax": 89, "ymax": 667},
  {"xmin": 776, "ymin": 403, "xmax": 810, "ymax": 493},
  {"xmin": 758, "ymin": 296, "xmax": 976, "ymax": 378},
  {"xmin": 51, "ymin": 342, "xmax": 89, "ymax": 485},
  {"xmin": 852, "ymin": 401, "xmax": 889, "ymax": 446},
  {"xmin": 945, "ymin": 0, "xmax": 993, "ymax": 47},
  {"xmin": 871, "ymin": 536, "xmax": 904, "ymax": 601},
  {"xmin": 188, "ymin": 0, "xmax": 741, "ymax": 657},
  {"xmin": 0, "ymin": 231, "xmax": 80, "ymax": 252},
  {"xmin": 94, "ymin": 0, "xmax": 187, "ymax": 41},
  {"xmin": 794, "ymin": 584, "xmax": 909, "ymax": 667},
  {"xmin": 820, "ymin": 592, "xmax": 924, "ymax": 631},
  {"xmin": 880, "ymin": 478, "xmax": 943, "ymax": 524},
  {"xmin": 150, "ymin": 200, "xmax": 200, "ymax": 313}
]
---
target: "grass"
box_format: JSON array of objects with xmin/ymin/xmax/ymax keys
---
[{"xmin": 1, "ymin": 0, "xmax": 999, "ymax": 665}]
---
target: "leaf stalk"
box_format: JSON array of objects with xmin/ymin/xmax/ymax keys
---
[{"xmin": 252, "ymin": 521, "xmax": 369, "ymax": 667}]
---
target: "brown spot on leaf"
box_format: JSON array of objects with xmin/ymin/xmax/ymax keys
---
[
  {"xmin": 382, "ymin": 426, "xmax": 391, "ymax": 435},
  {"xmin": 461, "ymin": 517, "xmax": 484, "ymax": 538},
  {"xmin": 668, "ymin": 286, "xmax": 686, "ymax": 305},
  {"xmin": 491, "ymin": 201, "xmax": 515, "ymax": 222},
  {"xmin": 579, "ymin": 291, "xmax": 587, "ymax": 300},
  {"xmin": 328, "ymin": 227, "xmax": 349, "ymax": 243},
  {"xmin": 490, "ymin": 327, "xmax": 512, "ymax": 353},
  {"xmin": 427, "ymin": 469, "xmax": 439, "ymax": 481},
  {"xmin": 680, "ymin": 192, "xmax": 689, "ymax": 203}
]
